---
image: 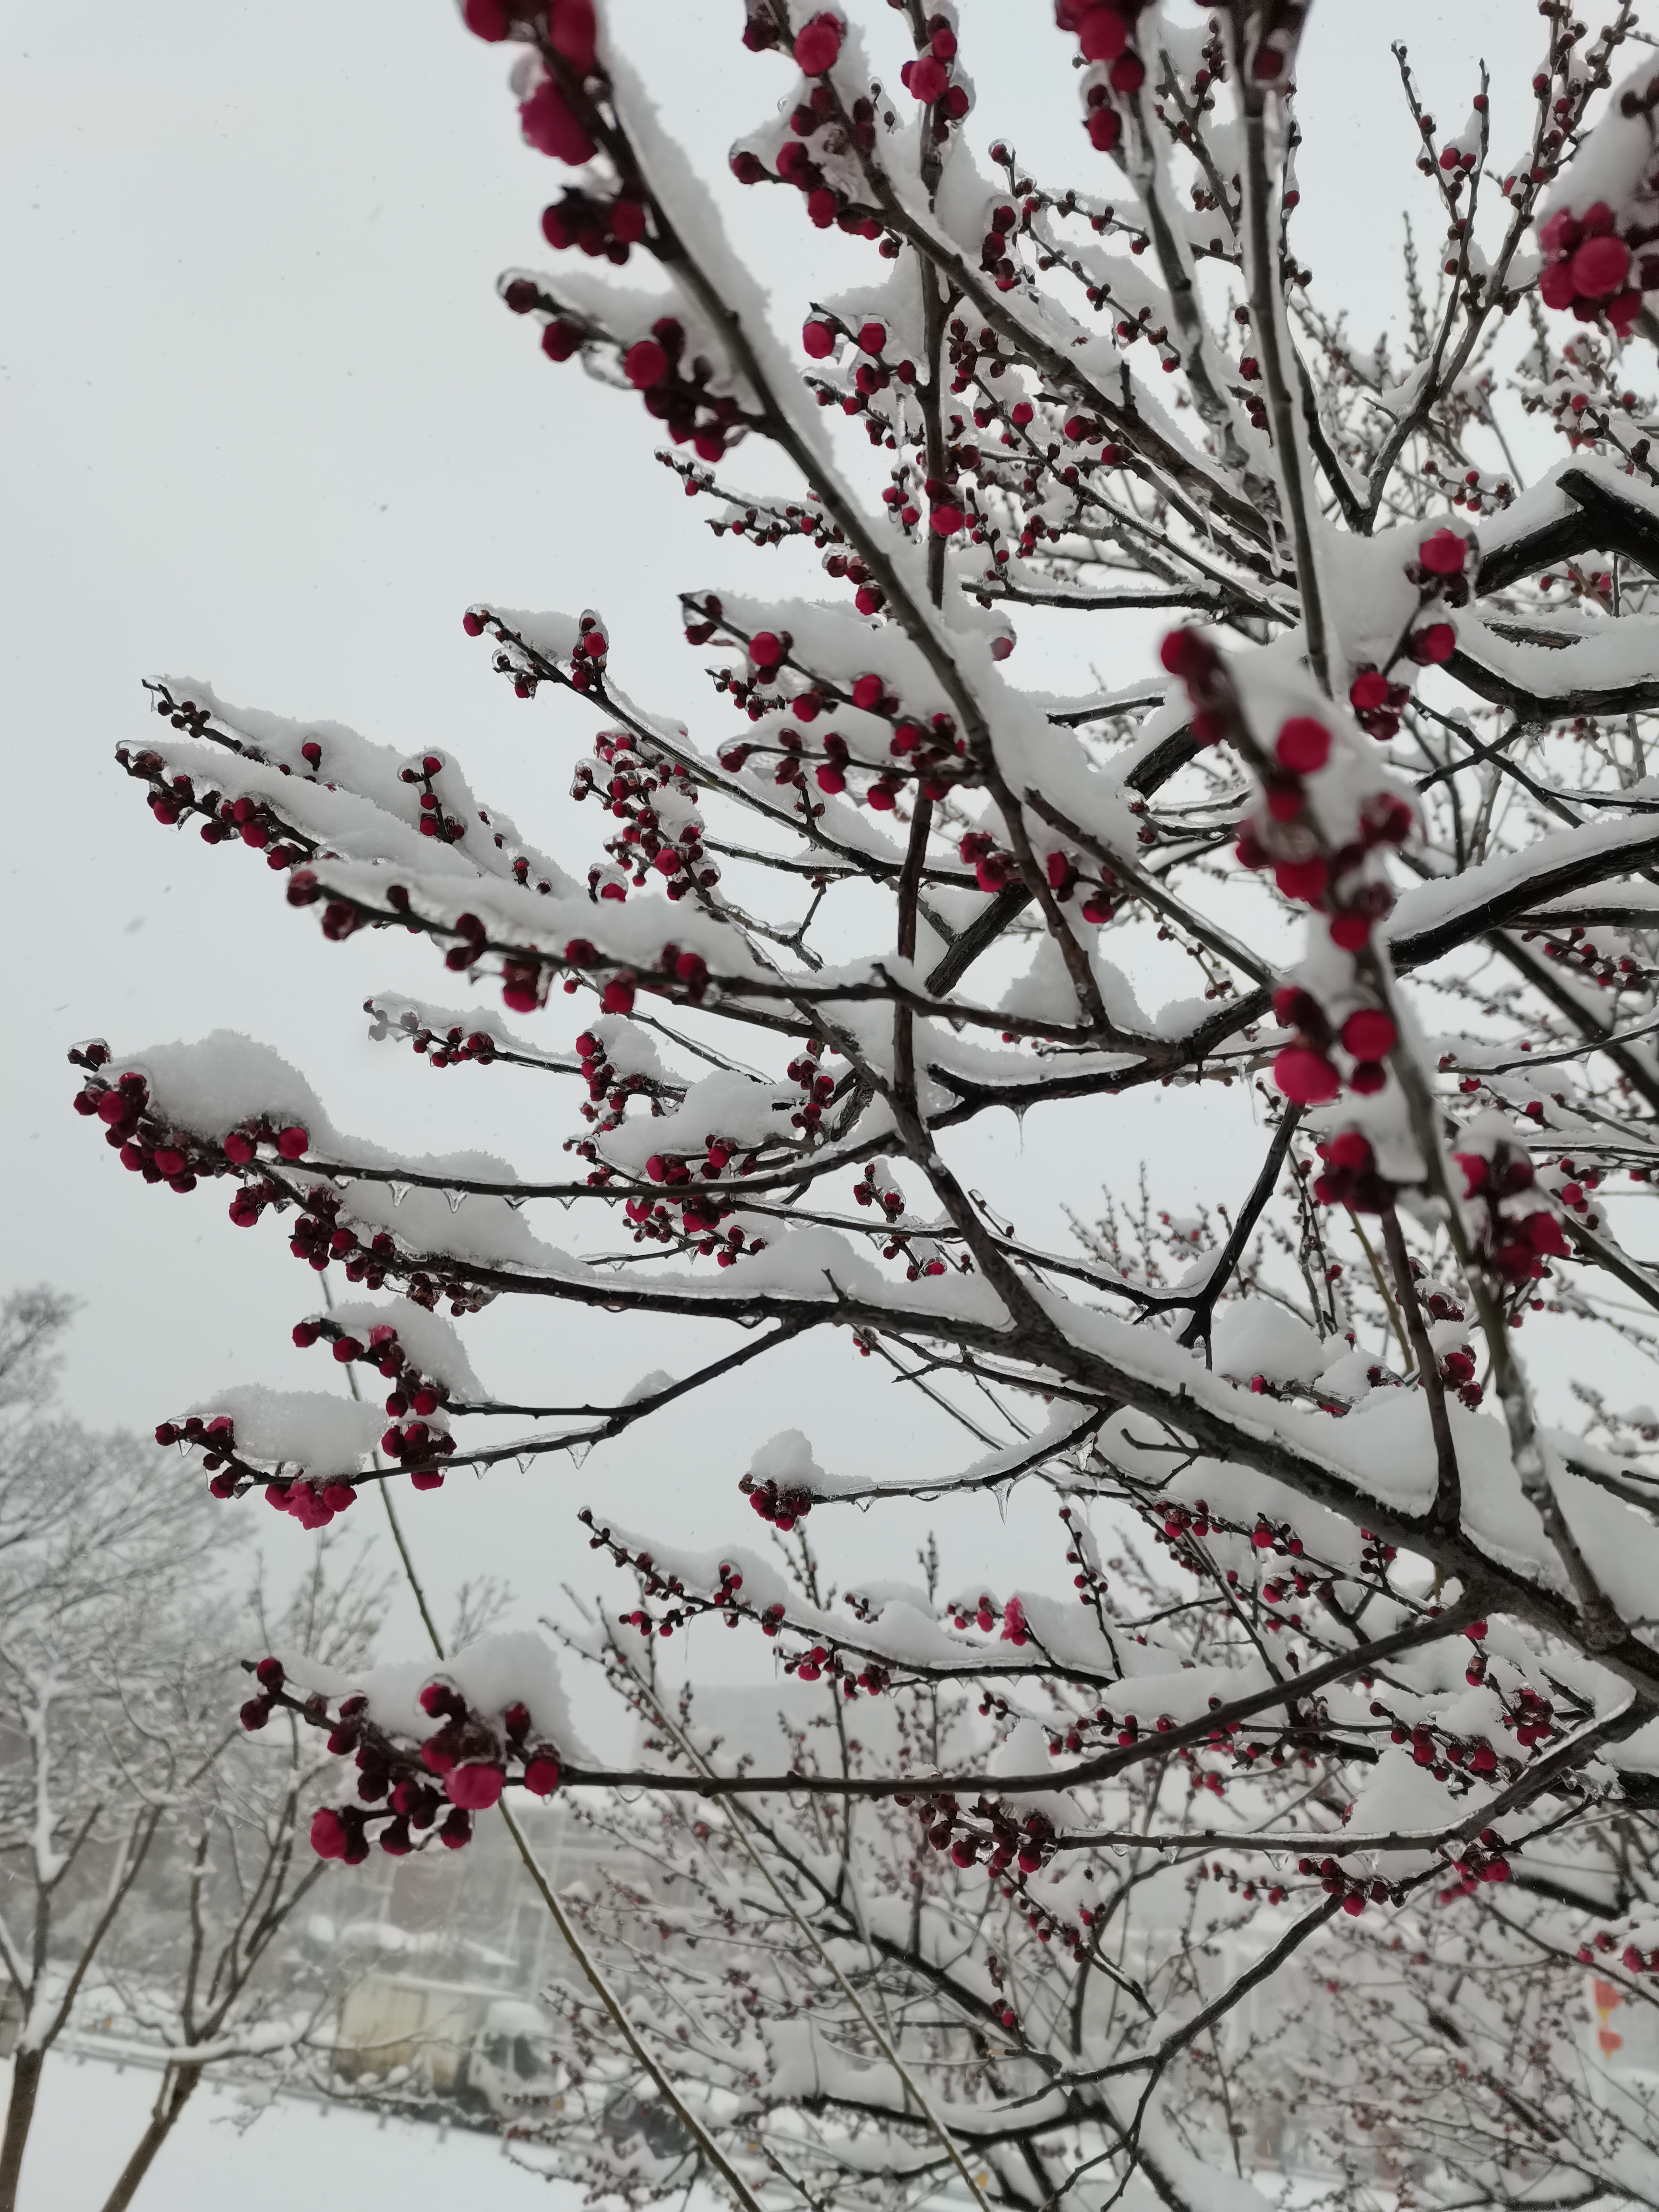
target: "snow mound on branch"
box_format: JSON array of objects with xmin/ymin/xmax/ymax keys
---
[
  {"xmin": 1343, "ymin": 1746, "xmax": 1469, "ymax": 1879},
  {"xmin": 113, "ymin": 1032, "xmax": 518, "ymax": 1184},
  {"xmin": 185, "ymin": 1386, "xmax": 383, "ymax": 1474},
  {"xmin": 281, "ymin": 1630, "xmax": 594, "ymax": 1765},
  {"xmin": 1321, "ymin": 521, "xmax": 1429, "ymax": 668},
  {"xmin": 1211, "ymin": 1302, "xmax": 1331, "ymax": 1386},
  {"xmin": 599, "ymin": 1067, "xmax": 793, "ymax": 1172},
  {"xmin": 621, "ymin": 1369, "xmax": 674, "ymax": 1404},
  {"xmin": 747, "ymin": 1430, "xmax": 872, "ymax": 1500},
  {"xmin": 1000, "ymin": 934, "xmax": 1150, "ymax": 1033},
  {"xmin": 990, "ymin": 1717, "xmax": 1082, "ymax": 1828},
  {"xmin": 1539, "ymin": 61, "xmax": 1659, "ymax": 227},
  {"xmin": 314, "ymin": 1298, "xmax": 482, "ymax": 1398}
]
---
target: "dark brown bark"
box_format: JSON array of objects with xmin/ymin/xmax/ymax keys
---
[{"xmin": 0, "ymin": 2046, "xmax": 44, "ymax": 2212}]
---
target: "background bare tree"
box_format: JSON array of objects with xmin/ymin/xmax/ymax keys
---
[
  {"xmin": 0, "ymin": 1295, "xmax": 236, "ymax": 2212},
  {"xmin": 84, "ymin": 1540, "xmax": 387, "ymax": 2212}
]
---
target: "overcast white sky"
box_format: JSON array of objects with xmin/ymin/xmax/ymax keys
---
[{"xmin": 2, "ymin": 0, "xmax": 1583, "ymax": 1694}]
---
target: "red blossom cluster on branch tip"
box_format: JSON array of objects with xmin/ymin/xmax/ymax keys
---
[
  {"xmin": 75, "ymin": 0, "xmax": 1659, "ymax": 2201},
  {"xmin": 237, "ymin": 1656, "xmax": 565, "ymax": 1864}
]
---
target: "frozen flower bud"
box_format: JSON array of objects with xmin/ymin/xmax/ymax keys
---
[
  {"xmin": 524, "ymin": 1752, "xmax": 563, "ymax": 1796},
  {"xmin": 310, "ymin": 1807, "xmax": 349, "ymax": 1860}
]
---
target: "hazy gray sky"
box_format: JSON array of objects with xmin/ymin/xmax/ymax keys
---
[{"xmin": 2, "ymin": 0, "xmax": 1576, "ymax": 1688}]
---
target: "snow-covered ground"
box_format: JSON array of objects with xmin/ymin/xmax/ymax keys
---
[{"xmin": 4, "ymin": 2053, "xmax": 575, "ymax": 2212}]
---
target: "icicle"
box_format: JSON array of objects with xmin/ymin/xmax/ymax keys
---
[
  {"xmin": 388, "ymin": 1181, "xmax": 410, "ymax": 1207},
  {"xmin": 567, "ymin": 1438, "xmax": 594, "ymax": 1469},
  {"xmin": 445, "ymin": 1187, "xmax": 468, "ymax": 1213},
  {"xmin": 516, "ymin": 1452, "xmax": 536, "ymax": 1476}
]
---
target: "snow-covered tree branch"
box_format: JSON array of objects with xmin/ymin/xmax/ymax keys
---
[{"xmin": 75, "ymin": 0, "xmax": 1659, "ymax": 2201}]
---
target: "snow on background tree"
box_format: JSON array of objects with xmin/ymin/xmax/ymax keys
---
[
  {"xmin": 65, "ymin": 0, "xmax": 1659, "ymax": 2202},
  {"xmin": 0, "ymin": 1294, "xmax": 238, "ymax": 2211},
  {"xmin": 78, "ymin": 1541, "xmax": 388, "ymax": 2212}
]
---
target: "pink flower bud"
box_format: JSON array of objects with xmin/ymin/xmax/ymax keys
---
[
  {"xmin": 1539, "ymin": 261, "xmax": 1578, "ymax": 311},
  {"xmin": 1418, "ymin": 528, "xmax": 1467, "ymax": 577},
  {"xmin": 1341, "ymin": 1010, "xmax": 1396, "ymax": 1060},
  {"xmin": 310, "ymin": 1807, "xmax": 349, "ymax": 1860},
  {"xmin": 1273, "ymin": 1048, "xmax": 1341, "ymax": 1106},
  {"xmin": 1275, "ymin": 717, "xmax": 1331, "ymax": 773},
  {"xmin": 1274, "ymin": 856, "xmax": 1329, "ymax": 904},
  {"xmin": 550, "ymin": 0, "xmax": 597, "ymax": 73},
  {"xmin": 1570, "ymin": 233, "xmax": 1631, "ymax": 300},
  {"xmin": 1077, "ymin": 5, "xmax": 1130, "ymax": 62},
  {"xmin": 519, "ymin": 78, "xmax": 595, "ymax": 163},
  {"xmin": 276, "ymin": 1125, "xmax": 310, "ymax": 1160},
  {"xmin": 793, "ymin": 12, "xmax": 844, "ymax": 75},
  {"xmin": 446, "ymin": 1762, "xmax": 506, "ymax": 1811},
  {"xmin": 623, "ymin": 338, "xmax": 670, "ymax": 388}
]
